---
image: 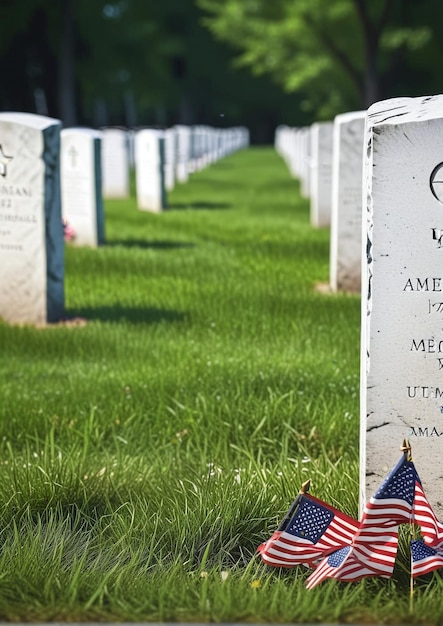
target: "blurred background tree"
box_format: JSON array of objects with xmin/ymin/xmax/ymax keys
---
[
  {"xmin": 0, "ymin": 0, "xmax": 441, "ymax": 142},
  {"xmin": 199, "ymin": 0, "xmax": 440, "ymax": 118}
]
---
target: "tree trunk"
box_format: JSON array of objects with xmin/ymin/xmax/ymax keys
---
[
  {"xmin": 363, "ymin": 36, "xmax": 380, "ymax": 106},
  {"xmin": 58, "ymin": 0, "xmax": 77, "ymax": 126},
  {"xmin": 352, "ymin": 0, "xmax": 394, "ymax": 106}
]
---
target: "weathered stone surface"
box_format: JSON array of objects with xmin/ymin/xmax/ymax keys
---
[
  {"xmin": 330, "ymin": 111, "xmax": 365, "ymax": 292},
  {"xmin": 101, "ymin": 127, "xmax": 129, "ymax": 198},
  {"xmin": 0, "ymin": 112, "xmax": 64, "ymax": 325},
  {"xmin": 310, "ymin": 122, "xmax": 333, "ymax": 227},
  {"xmin": 361, "ymin": 95, "xmax": 443, "ymax": 516},
  {"xmin": 61, "ymin": 128, "xmax": 105, "ymax": 247}
]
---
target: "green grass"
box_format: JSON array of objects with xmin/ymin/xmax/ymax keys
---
[{"xmin": 0, "ymin": 146, "xmax": 439, "ymax": 623}]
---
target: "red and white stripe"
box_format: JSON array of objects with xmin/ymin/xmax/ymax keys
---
[
  {"xmin": 413, "ymin": 482, "xmax": 443, "ymax": 550},
  {"xmin": 258, "ymin": 495, "xmax": 358, "ymax": 569},
  {"xmin": 412, "ymin": 551, "xmax": 443, "ymax": 577},
  {"xmin": 305, "ymin": 529, "xmax": 399, "ymax": 589}
]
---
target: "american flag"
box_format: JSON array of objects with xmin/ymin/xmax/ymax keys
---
[
  {"xmin": 306, "ymin": 454, "xmax": 417, "ymax": 589},
  {"xmin": 258, "ymin": 493, "xmax": 358, "ymax": 569},
  {"xmin": 411, "ymin": 539, "xmax": 443, "ymax": 577},
  {"xmin": 362, "ymin": 453, "xmax": 418, "ymax": 526},
  {"xmin": 413, "ymin": 482, "xmax": 443, "ymax": 551},
  {"xmin": 305, "ymin": 542, "xmax": 393, "ymax": 589}
]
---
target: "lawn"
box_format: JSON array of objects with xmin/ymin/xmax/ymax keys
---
[{"xmin": 0, "ymin": 146, "xmax": 439, "ymax": 623}]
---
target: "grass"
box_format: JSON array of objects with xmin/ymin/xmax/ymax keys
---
[{"xmin": 0, "ymin": 146, "xmax": 440, "ymax": 622}]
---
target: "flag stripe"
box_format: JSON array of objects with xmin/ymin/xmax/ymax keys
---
[
  {"xmin": 411, "ymin": 539, "xmax": 443, "ymax": 577},
  {"xmin": 258, "ymin": 494, "xmax": 358, "ymax": 569},
  {"xmin": 305, "ymin": 454, "xmax": 417, "ymax": 589}
]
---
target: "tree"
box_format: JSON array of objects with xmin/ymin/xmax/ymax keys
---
[
  {"xmin": 0, "ymin": 0, "xmax": 302, "ymax": 140},
  {"xmin": 198, "ymin": 0, "xmax": 435, "ymax": 117}
]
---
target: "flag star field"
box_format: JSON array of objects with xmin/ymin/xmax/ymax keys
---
[
  {"xmin": 327, "ymin": 546, "xmax": 350, "ymax": 567},
  {"xmin": 374, "ymin": 463, "xmax": 415, "ymax": 504},
  {"xmin": 286, "ymin": 500, "xmax": 333, "ymax": 543},
  {"xmin": 411, "ymin": 539, "xmax": 437, "ymax": 562}
]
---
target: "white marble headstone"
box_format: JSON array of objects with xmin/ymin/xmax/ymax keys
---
[
  {"xmin": 310, "ymin": 122, "xmax": 333, "ymax": 227},
  {"xmin": 330, "ymin": 111, "xmax": 365, "ymax": 292},
  {"xmin": 101, "ymin": 127, "xmax": 129, "ymax": 198},
  {"xmin": 61, "ymin": 128, "xmax": 105, "ymax": 247},
  {"xmin": 174, "ymin": 125, "xmax": 190, "ymax": 183},
  {"xmin": 361, "ymin": 95, "xmax": 443, "ymax": 517},
  {"xmin": 0, "ymin": 112, "xmax": 64, "ymax": 325},
  {"xmin": 135, "ymin": 129, "xmax": 166, "ymax": 213},
  {"xmin": 163, "ymin": 128, "xmax": 176, "ymax": 192},
  {"xmin": 299, "ymin": 127, "xmax": 311, "ymax": 199}
]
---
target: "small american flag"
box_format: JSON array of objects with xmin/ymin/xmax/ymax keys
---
[
  {"xmin": 413, "ymin": 482, "xmax": 443, "ymax": 551},
  {"xmin": 306, "ymin": 454, "xmax": 417, "ymax": 589},
  {"xmin": 305, "ymin": 544, "xmax": 388, "ymax": 589},
  {"xmin": 258, "ymin": 494, "xmax": 358, "ymax": 569},
  {"xmin": 411, "ymin": 539, "xmax": 443, "ymax": 577}
]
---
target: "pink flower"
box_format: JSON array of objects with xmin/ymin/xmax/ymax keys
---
[{"xmin": 63, "ymin": 218, "xmax": 76, "ymax": 242}]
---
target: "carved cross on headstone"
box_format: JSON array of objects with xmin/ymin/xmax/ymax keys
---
[
  {"xmin": 68, "ymin": 145, "xmax": 79, "ymax": 168},
  {"xmin": 0, "ymin": 144, "xmax": 13, "ymax": 177}
]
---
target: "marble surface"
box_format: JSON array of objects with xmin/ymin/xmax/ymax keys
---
[
  {"xmin": 135, "ymin": 129, "xmax": 166, "ymax": 213},
  {"xmin": 0, "ymin": 112, "xmax": 64, "ymax": 325},
  {"xmin": 174, "ymin": 125, "xmax": 191, "ymax": 183},
  {"xmin": 163, "ymin": 128, "xmax": 176, "ymax": 191},
  {"xmin": 101, "ymin": 128, "xmax": 129, "ymax": 198},
  {"xmin": 61, "ymin": 128, "xmax": 104, "ymax": 246},
  {"xmin": 330, "ymin": 111, "xmax": 366, "ymax": 292},
  {"xmin": 361, "ymin": 95, "xmax": 443, "ymax": 517},
  {"xmin": 310, "ymin": 122, "xmax": 333, "ymax": 227}
]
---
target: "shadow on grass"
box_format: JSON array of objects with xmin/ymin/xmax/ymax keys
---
[
  {"xmin": 67, "ymin": 305, "xmax": 187, "ymax": 325},
  {"xmin": 167, "ymin": 201, "xmax": 231, "ymax": 211},
  {"xmin": 108, "ymin": 239, "xmax": 196, "ymax": 250}
]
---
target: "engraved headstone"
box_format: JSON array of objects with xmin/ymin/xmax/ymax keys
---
[
  {"xmin": 0, "ymin": 112, "xmax": 64, "ymax": 325},
  {"xmin": 101, "ymin": 127, "xmax": 129, "ymax": 198},
  {"xmin": 135, "ymin": 129, "xmax": 166, "ymax": 213},
  {"xmin": 61, "ymin": 128, "xmax": 105, "ymax": 247},
  {"xmin": 361, "ymin": 95, "xmax": 443, "ymax": 517},
  {"xmin": 310, "ymin": 121, "xmax": 333, "ymax": 227},
  {"xmin": 330, "ymin": 111, "xmax": 365, "ymax": 292}
]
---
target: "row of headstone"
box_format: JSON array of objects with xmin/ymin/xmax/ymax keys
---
[
  {"xmin": 275, "ymin": 113, "xmax": 365, "ymax": 293},
  {"xmin": 102, "ymin": 125, "xmax": 250, "ymax": 207},
  {"xmin": 0, "ymin": 112, "xmax": 249, "ymax": 326},
  {"xmin": 277, "ymin": 94, "xmax": 443, "ymax": 517}
]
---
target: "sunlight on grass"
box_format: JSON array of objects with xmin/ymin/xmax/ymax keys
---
[{"xmin": 1, "ymin": 148, "xmax": 438, "ymax": 622}]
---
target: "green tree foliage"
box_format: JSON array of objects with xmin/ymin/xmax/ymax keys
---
[
  {"xmin": 198, "ymin": 0, "xmax": 437, "ymax": 117},
  {"xmin": 0, "ymin": 0, "xmax": 303, "ymax": 139}
]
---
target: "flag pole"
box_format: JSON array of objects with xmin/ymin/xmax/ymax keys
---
[
  {"xmin": 400, "ymin": 438, "xmax": 414, "ymax": 613},
  {"xmin": 400, "ymin": 438, "xmax": 412, "ymax": 462},
  {"xmin": 277, "ymin": 479, "xmax": 311, "ymax": 531}
]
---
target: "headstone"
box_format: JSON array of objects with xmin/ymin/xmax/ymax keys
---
[
  {"xmin": 310, "ymin": 121, "xmax": 333, "ymax": 227},
  {"xmin": 163, "ymin": 128, "xmax": 176, "ymax": 192},
  {"xmin": 101, "ymin": 127, "xmax": 129, "ymax": 198},
  {"xmin": 0, "ymin": 112, "xmax": 64, "ymax": 325},
  {"xmin": 361, "ymin": 95, "xmax": 443, "ymax": 517},
  {"xmin": 127, "ymin": 129, "xmax": 136, "ymax": 168},
  {"xmin": 299, "ymin": 127, "xmax": 311, "ymax": 199},
  {"xmin": 135, "ymin": 129, "xmax": 166, "ymax": 213},
  {"xmin": 174, "ymin": 125, "xmax": 190, "ymax": 183},
  {"xmin": 330, "ymin": 111, "xmax": 365, "ymax": 292},
  {"xmin": 61, "ymin": 128, "xmax": 105, "ymax": 247}
]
